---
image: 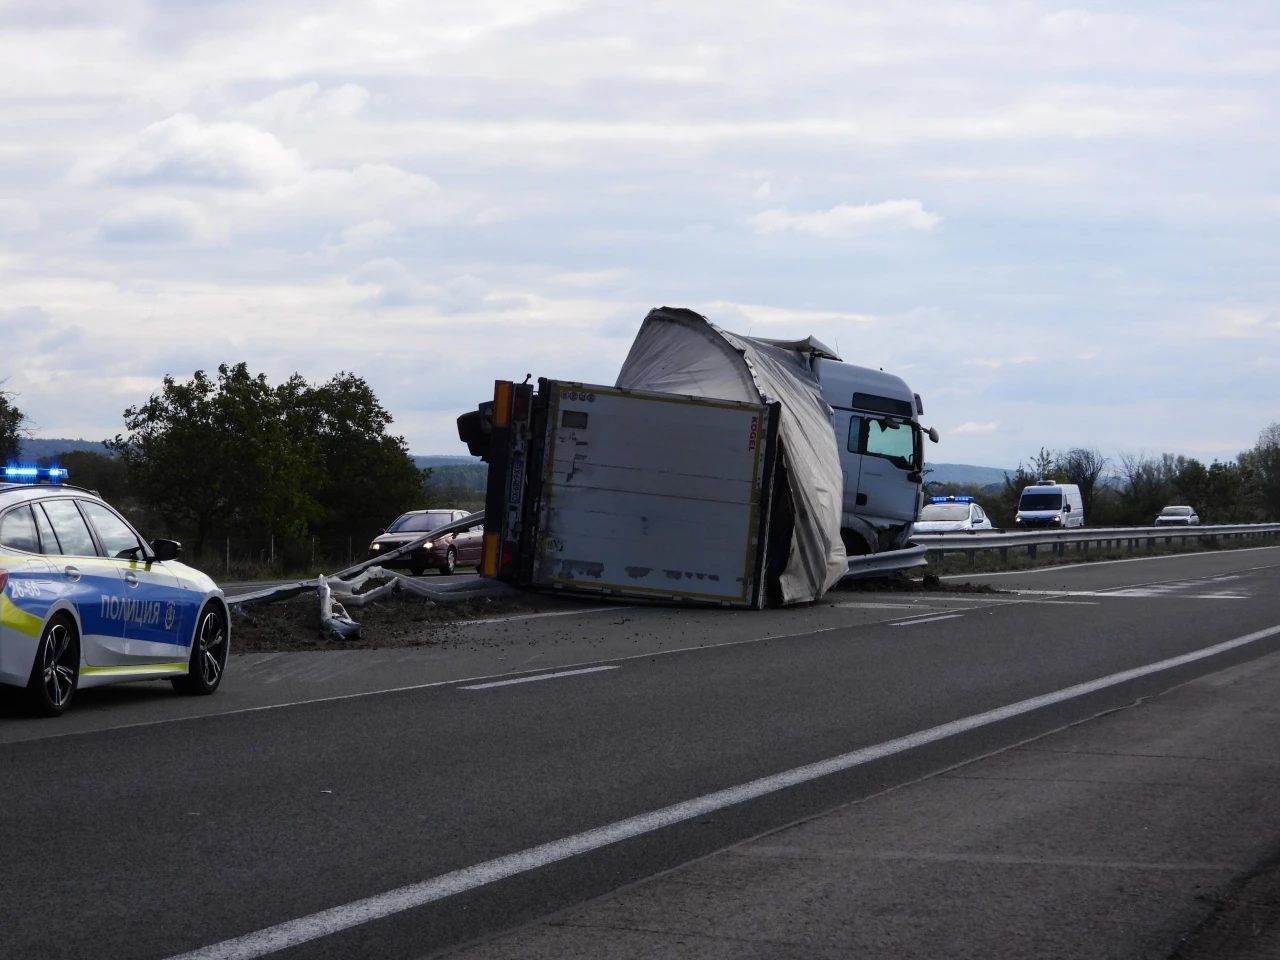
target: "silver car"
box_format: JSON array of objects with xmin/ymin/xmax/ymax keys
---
[
  {"xmin": 1155, "ymin": 505, "xmax": 1200, "ymax": 526},
  {"xmin": 915, "ymin": 496, "xmax": 995, "ymax": 533}
]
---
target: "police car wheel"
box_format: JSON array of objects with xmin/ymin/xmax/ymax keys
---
[
  {"xmin": 438, "ymin": 548, "xmax": 456, "ymax": 575},
  {"xmin": 27, "ymin": 614, "xmax": 79, "ymax": 718},
  {"xmin": 173, "ymin": 605, "xmax": 228, "ymax": 696}
]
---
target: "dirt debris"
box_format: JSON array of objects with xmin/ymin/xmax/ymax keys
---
[{"xmin": 229, "ymin": 587, "xmax": 590, "ymax": 653}]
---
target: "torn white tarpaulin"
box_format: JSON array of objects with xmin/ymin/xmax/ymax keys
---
[{"xmin": 615, "ymin": 307, "xmax": 847, "ymax": 604}]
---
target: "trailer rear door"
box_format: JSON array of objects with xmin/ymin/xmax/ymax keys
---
[{"xmin": 532, "ymin": 383, "xmax": 778, "ymax": 607}]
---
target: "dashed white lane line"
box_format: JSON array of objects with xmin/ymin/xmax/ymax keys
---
[
  {"xmin": 835, "ymin": 602, "xmax": 944, "ymax": 611},
  {"xmin": 890, "ymin": 614, "xmax": 964, "ymax": 627},
  {"xmin": 164, "ymin": 621, "xmax": 1280, "ymax": 960},
  {"xmin": 459, "ymin": 666, "xmax": 619, "ymax": 690},
  {"xmin": 455, "ymin": 606, "xmax": 617, "ymax": 626}
]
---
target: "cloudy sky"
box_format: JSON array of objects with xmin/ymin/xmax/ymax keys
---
[{"xmin": 1, "ymin": 0, "xmax": 1277, "ymax": 467}]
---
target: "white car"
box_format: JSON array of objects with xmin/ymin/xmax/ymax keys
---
[
  {"xmin": 0, "ymin": 468, "xmax": 229, "ymax": 717},
  {"xmin": 915, "ymin": 496, "xmax": 995, "ymax": 533},
  {"xmin": 1155, "ymin": 505, "xmax": 1200, "ymax": 526}
]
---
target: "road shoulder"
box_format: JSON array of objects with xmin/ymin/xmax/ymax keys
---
[{"xmin": 449, "ymin": 649, "xmax": 1280, "ymax": 960}]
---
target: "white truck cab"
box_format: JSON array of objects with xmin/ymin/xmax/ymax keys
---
[
  {"xmin": 1014, "ymin": 480, "xmax": 1084, "ymax": 529},
  {"xmin": 813, "ymin": 358, "xmax": 930, "ymax": 555}
]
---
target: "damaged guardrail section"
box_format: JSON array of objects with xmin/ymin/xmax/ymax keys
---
[{"xmin": 230, "ymin": 511, "xmax": 497, "ymax": 640}]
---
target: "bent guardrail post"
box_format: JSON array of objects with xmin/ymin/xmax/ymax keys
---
[{"xmin": 228, "ymin": 511, "xmax": 492, "ymax": 640}]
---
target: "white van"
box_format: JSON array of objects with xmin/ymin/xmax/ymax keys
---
[
  {"xmin": 813, "ymin": 358, "xmax": 935, "ymax": 554},
  {"xmin": 1014, "ymin": 480, "xmax": 1084, "ymax": 529}
]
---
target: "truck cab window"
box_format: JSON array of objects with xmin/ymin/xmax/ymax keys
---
[
  {"xmin": 864, "ymin": 419, "xmax": 916, "ymax": 470},
  {"xmin": 846, "ymin": 416, "xmax": 863, "ymax": 453}
]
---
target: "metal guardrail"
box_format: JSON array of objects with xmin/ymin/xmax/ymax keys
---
[
  {"xmin": 912, "ymin": 523, "xmax": 1280, "ymax": 562},
  {"xmin": 230, "ymin": 510, "xmax": 486, "ymax": 606},
  {"xmin": 843, "ymin": 543, "xmax": 928, "ymax": 579}
]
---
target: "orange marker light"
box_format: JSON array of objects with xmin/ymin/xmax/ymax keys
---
[{"xmin": 493, "ymin": 381, "xmax": 512, "ymax": 427}]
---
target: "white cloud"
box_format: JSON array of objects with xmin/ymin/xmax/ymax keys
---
[
  {"xmin": 237, "ymin": 82, "xmax": 370, "ymax": 126},
  {"xmin": 0, "ymin": 198, "xmax": 40, "ymax": 233},
  {"xmin": 71, "ymin": 113, "xmax": 306, "ymax": 188},
  {"xmin": 953, "ymin": 422, "xmax": 999, "ymax": 434},
  {"xmin": 98, "ymin": 197, "xmax": 227, "ymax": 244},
  {"xmin": 750, "ymin": 200, "xmax": 941, "ymax": 238},
  {"xmin": 1, "ymin": 0, "xmax": 1278, "ymax": 465}
]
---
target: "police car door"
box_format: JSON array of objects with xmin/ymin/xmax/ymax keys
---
[
  {"xmin": 0, "ymin": 505, "xmax": 54, "ymax": 682},
  {"xmin": 78, "ymin": 499, "xmax": 188, "ymax": 664},
  {"xmin": 34, "ymin": 497, "xmax": 127, "ymax": 667}
]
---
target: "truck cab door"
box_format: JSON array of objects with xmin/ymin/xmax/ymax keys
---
[
  {"xmin": 855, "ymin": 418, "xmax": 921, "ymax": 525},
  {"xmin": 832, "ymin": 409, "xmax": 866, "ymax": 523}
]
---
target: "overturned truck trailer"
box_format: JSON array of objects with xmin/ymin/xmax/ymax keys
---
[{"xmin": 458, "ymin": 307, "xmax": 932, "ymax": 607}]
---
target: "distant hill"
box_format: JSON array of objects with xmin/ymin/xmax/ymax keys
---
[
  {"xmin": 923, "ymin": 462, "xmax": 1013, "ymax": 488},
  {"xmin": 16, "ymin": 438, "xmax": 113, "ymax": 461},
  {"xmin": 413, "ymin": 455, "xmax": 481, "ymax": 470}
]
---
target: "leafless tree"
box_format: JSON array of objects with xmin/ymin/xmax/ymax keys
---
[
  {"xmin": 1055, "ymin": 447, "xmax": 1109, "ymax": 520},
  {"xmin": 1117, "ymin": 451, "xmax": 1176, "ymax": 523}
]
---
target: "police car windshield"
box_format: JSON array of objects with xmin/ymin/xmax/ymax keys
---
[
  {"xmin": 1020, "ymin": 493, "xmax": 1063, "ymax": 511},
  {"xmin": 1161, "ymin": 506, "xmax": 1191, "ymax": 516},
  {"xmin": 388, "ymin": 513, "xmax": 452, "ymax": 533},
  {"xmin": 920, "ymin": 504, "xmax": 970, "ymax": 521}
]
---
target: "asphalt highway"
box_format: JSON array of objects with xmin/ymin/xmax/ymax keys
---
[{"xmin": 3, "ymin": 546, "xmax": 1279, "ymax": 960}]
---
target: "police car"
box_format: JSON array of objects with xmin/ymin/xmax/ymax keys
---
[
  {"xmin": 915, "ymin": 496, "xmax": 995, "ymax": 533},
  {"xmin": 0, "ymin": 468, "xmax": 229, "ymax": 717}
]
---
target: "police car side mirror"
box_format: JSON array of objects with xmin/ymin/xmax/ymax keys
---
[{"xmin": 151, "ymin": 539, "xmax": 181, "ymax": 562}]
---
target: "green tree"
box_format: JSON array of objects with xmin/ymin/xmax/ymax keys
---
[
  {"xmin": 110, "ymin": 363, "xmax": 322, "ymax": 557},
  {"xmin": 279, "ymin": 371, "xmax": 427, "ymax": 542},
  {"xmin": 0, "ymin": 385, "xmax": 27, "ymax": 463},
  {"xmin": 36, "ymin": 451, "xmax": 131, "ymax": 502},
  {"xmin": 1173, "ymin": 457, "xmax": 1210, "ymax": 517},
  {"xmin": 1250, "ymin": 422, "xmax": 1280, "ymax": 521}
]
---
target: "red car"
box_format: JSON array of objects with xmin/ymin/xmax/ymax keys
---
[{"xmin": 367, "ymin": 509, "xmax": 482, "ymax": 575}]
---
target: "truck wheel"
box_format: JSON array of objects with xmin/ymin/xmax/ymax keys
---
[
  {"xmin": 438, "ymin": 548, "xmax": 457, "ymax": 575},
  {"xmin": 27, "ymin": 614, "xmax": 80, "ymax": 717}
]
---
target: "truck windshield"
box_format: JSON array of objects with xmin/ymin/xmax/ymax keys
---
[
  {"xmin": 920, "ymin": 504, "xmax": 969, "ymax": 521},
  {"xmin": 1019, "ymin": 493, "xmax": 1063, "ymax": 511}
]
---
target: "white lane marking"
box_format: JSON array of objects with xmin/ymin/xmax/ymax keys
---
[
  {"xmin": 14, "ymin": 619, "xmax": 873, "ymax": 744},
  {"xmin": 890, "ymin": 614, "xmax": 964, "ymax": 627},
  {"xmin": 460, "ymin": 666, "xmax": 619, "ymax": 690},
  {"xmin": 834, "ymin": 602, "xmax": 944, "ymax": 611},
  {"xmin": 164, "ymin": 621, "xmax": 1280, "ymax": 960},
  {"xmin": 942, "ymin": 548, "xmax": 1280, "ymax": 579},
  {"xmin": 1009, "ymin": 589, "xmax": 1249, "ymax": 601},
  {"xmin": 455, "ymin": 607, "xmax": 616, "ymax": 626}
]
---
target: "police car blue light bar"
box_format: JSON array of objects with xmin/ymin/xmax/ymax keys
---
[
  {"xmin": 3, "ymin": 466, "xmax": 68, "ymax": 483},
  {"xmin": 930, "ymin": 495, "xmax": 973, "ymax": 503}
]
